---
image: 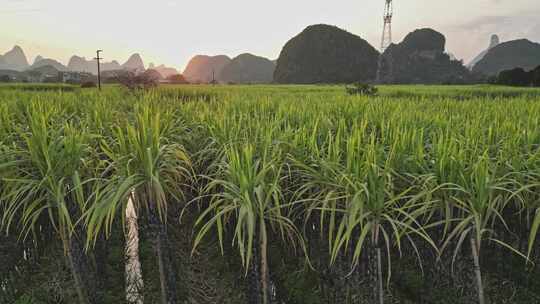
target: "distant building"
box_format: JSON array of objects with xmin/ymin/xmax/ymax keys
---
[
  {"xmin": 61, "ymin": 71, "xmax": 81, "ymax": 83},
  {"xmin": 26, "ymin": 72, "xmax": 42, "ymax": 83},
  {"xmin": 59, "ymin": 71, "xmax": 94, "ymax": 84}
]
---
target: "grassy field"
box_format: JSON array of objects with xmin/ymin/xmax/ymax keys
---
[{"xmin": 2, "ymin": 83, "xmax": 540, "ymax": 304}]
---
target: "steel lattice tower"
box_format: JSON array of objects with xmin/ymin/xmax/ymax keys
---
[
  {"xmin": 376, "ymin": 0, "xmax": 393, "ymax": 82},
  {"xmin": 380, "ymin": 0, "xmax": 393, "ymax": 51}
]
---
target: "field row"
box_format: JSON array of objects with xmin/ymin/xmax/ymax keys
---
[{"xmin": 2, "ymin": 85, "xmax": 540, "ymax": 303}]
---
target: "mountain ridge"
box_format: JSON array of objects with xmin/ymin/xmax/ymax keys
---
[
  {"xmin": 379, "ymin": 28, "xmax": 471, "ymax": 84},
  {"xmin": 183, "ymin": 55, "xmax": 232, "ymax": 83},
  {"xmin": 0, "ymin": 45, "xmax": 173, "ymax": 76},
  {"xmin": 467, "ymin": 34, "xmax": 500, "ymax": 69},
  {"xmin": 0, "ymin": 45, "xmax": 30, "ymax": 71},
  {"xmin": 274, "ymin": 24, "xmax": 380, "ymax": 84},
  {"xmin": 218, "ymin": 53, "xmax": 275, "ymax": 83},
  {"xmin": 472, "ymin": 39, "xmax": 540, "ymax": 75}
]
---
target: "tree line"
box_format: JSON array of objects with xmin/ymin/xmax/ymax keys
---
[{"xmin": 490, "ymin": 65, "xmax": 540, "ymax": 87}]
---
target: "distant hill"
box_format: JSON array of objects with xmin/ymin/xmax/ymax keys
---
[
  {"xmin": 67, "ymin": 55, "xmax": 89, "ymax": 72},
  {"xmin": 472, "ymin": 39, "xmax": 540, "ymax": 76},
  {"xmin": 0, "ymin": 45, "xmax": 152, "ymax": 76},
  {"xmin": 0, "ymin": 65, "xmax": 60, "ymax": 82},
  {"xmin": 273, "ymin": 24, "xmax": 379, "ymax": 84},
  {"xmin": 183, "ymin": 55, "xmax": 231, "ymax": 83},
  {"xmin": 0, "ymin": 45, "xmax": 174, "ymax": 80},
  {"xmin": 122, "ymin": 54, "xmax": 145, "ymax": 72},
  {"xmin": 102, "ymin": 60, "xmax": 123, "ymax": 72},
  {"xmin": 68, "ymin": 56, "xmax": 122, "ymax": 74},
  {"xmin": 0, "ymin": 69, "xmax": 22, "ymax": 78},
  {"xmin": 218, "ymin": 53, "xmax": 275, "ymax": 83},
  {"xmin": 467, "ymin": 34, "xmax": 500, "ymax": 69},
  {"xmin": 33, "ymin": 55, "xmax": 44, "ymax": 65},
  {"xmin": 148, "ymin": 63, "xmax": 179, "ymax": 79},
  {"xmin": 29, "ymin": 65, "xmax": 61, "ymax": 75},
  {"xmin": 0, "ymin": 46, "xmax": 29, "ymax": 71},
  {"xmin": 379, "ymin": 28, "xmax": 471, "ymax": 84},
  {"xmin": 31, "ymin": 56, "xmax": 67, "ymax": 71}
]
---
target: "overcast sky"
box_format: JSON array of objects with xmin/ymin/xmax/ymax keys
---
[{"xmin": 1, "ymin": 0, "xmax": 539, "ymax": 70}]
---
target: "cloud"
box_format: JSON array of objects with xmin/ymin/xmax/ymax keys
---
[
  {"xmin": 0, "ymin": 0, "xmax": 44, "ymax": 13},
  {"xmin": 455, "ymin": 16, "xmax": 511, "ymax": 31},
  {"xmin": 0, "ymin": 8, "xmax": 43, "ymax": 14},
  {"xmin": 527, "ymin": 23, "xmax": 540, "ymax": 41}
]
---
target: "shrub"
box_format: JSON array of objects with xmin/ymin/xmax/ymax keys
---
[
  {"xmin": 532, "ymin": 66, "xmax": 540, "ymax": 87},
  {"xmin": 166, "ymin": 74, "xmax": 189, "ymax": 84},
  {"xmin": 345, "ymin": 82, "xmax": 378, "ymax": 96},
  {"xmin": 494, "ymin": 65, "xmax": 540, "ymax": 87},
  {"xmin": 497, "ymin": 68, "xmax": 531, "ymax": 86},
  {"xmin": 81, "ymin": 81, "xmax": 97, "ymax": 88},
  {"xmin": 14, "ymin": 295, "xmax": 36, "ymax": 304},
  {"xmin": 116, "ymin": 71, "xmax": 158, "ymax": 91}
]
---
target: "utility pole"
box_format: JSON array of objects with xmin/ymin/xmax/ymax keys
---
[{"xmin": 94, "ymin": 50, "xmax": 103, "ymax": 90}]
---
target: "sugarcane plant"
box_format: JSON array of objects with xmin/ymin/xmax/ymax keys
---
[
  {"xmin": 0, "ymin": 103, "xmax": 109, "ymax": 304},
  {"xmin": 86, "ymin": 102, "xmax": 192, "ymax": 304},
  {"xmin": 194, "ymin": 141, "xmax": 305, "ymax": 304}
]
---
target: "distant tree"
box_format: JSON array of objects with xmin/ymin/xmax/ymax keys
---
[
  {"xmin": 42, "ymin": 75, "xmax": 61, "ymax": 83},
  {"xmin": 442, "ymin": 74, "xmax": 468, "ymax": 85},
  {"xmin": 81, "ymin": 81, "xmax": 97, "ymax": 88},
  {"xmin": 80, "ymin": 73, "xmax": 97, "ymax": 84},
  {"xmin": 116, "ymin": 71, "xmax": 158, "ymax": 91},
  {"xmin": 25, "ymin": 70, "xmax": 43, "ymax": 83},
  {"xmin": 166, "ymin": 74, "xmax": 189, "ymax": 84},
  {"xmin": 0, "ymin": 75, "xmax": 11, "ymax": 83},
  {"xmin": 102, "ymin": 70, "xmax": 127, "ymax": 84},
  {"xmin": 496, "ymin": 68, "xmax": 532, "ymax": 86},
  {"xmin": 141, "ymin": 69, "xmax": 163, "ymax": 82},
  {"xmin": 486, "ymin": 75, "xmax": 498, "ymax": 85},
  {"xmin": 345, "ymin": 82, "xmax": 378, "ymax": 96},
  {"xmin": 532, "ymin": 66, "xmax": 540, "ymax": 87}
]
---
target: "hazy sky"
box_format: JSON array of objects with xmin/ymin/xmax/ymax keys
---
[{"xmin": 1, "ymin": 0, "xmax": 539, "ymax": 71}]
